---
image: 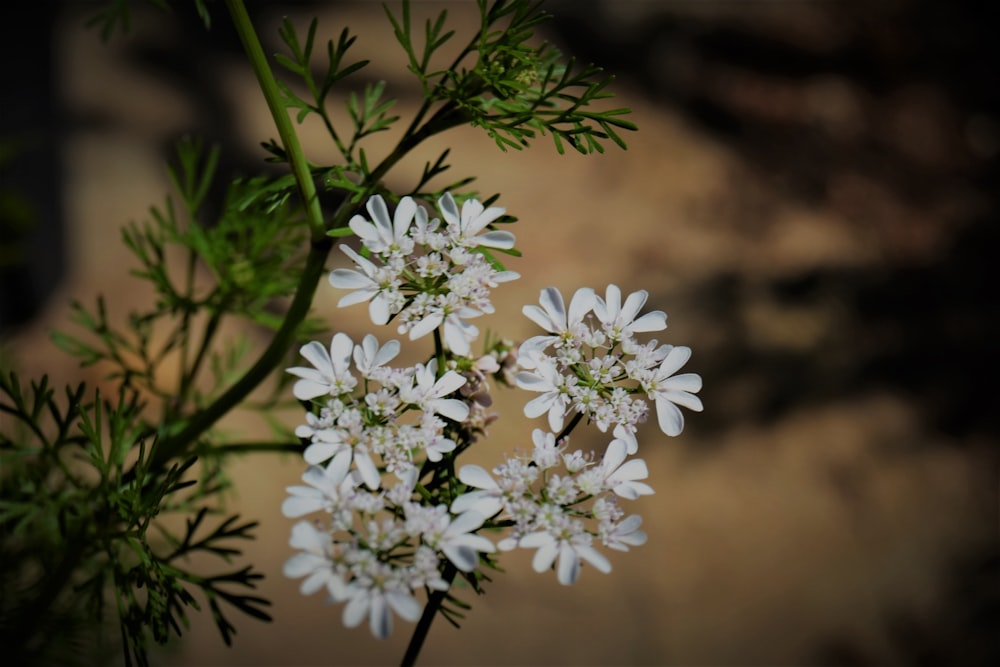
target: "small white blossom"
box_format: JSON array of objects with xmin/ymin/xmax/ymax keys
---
[
  {"xmin": 592, "ymin": 284, "xmax": 668, "ymax": 342},
  {"xmin": 398, "ymin": 361, "xmax": 469, "ymax": 423},
  {"xmin": 342, "ymin": 563, "xmax": 421, "ymax": 639},
  {"xmin": 328, "ymin": 245, "xmax": 402, "ymax": 326},
  {"xmin": 519, "ymin": 527, "xmax": 612, "ymax": 585},
  {"xmin": 520, "ymin": 286, "xmax": 596, "ymax": 358},
  {"xmin": 283, "ymin": 520, "xmax": 349, "ymax": 600},
  {"xmin": 598, "ymin": 438, "xmax": 654, "ymax": 500},
  {"xmin": 643, "ymin": 345, "xmax": 704, "ymax": 436},
  {"xmin": 352, "ymin": 334, "xmax": 401, "ymax": 381},
  {"xmin": 286, "ymin": 333, "xmax": 357, "ymax": 401},
  {"xmin": 516, "ymin": 353, "xmax": 575, "ymax": 432},
  {"xmin": 348, "ymin": 194, "xmax": 417, "ymax": 257},
  {"xmin": 438, "ymin": 191, "xmax": 515, "ymax": 249}
]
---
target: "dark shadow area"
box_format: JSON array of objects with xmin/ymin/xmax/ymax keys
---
[{"xmin": 545, "ymin": 0, "xmax": 999, "ymax": 443}]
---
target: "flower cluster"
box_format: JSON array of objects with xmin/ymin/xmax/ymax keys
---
[
  {"xmin": 283, "ymin": 332, "xmax": 497, "ymax": 638},
  {"xmin": 516, "ymin": 285, "xmax": 703, "ymax": 439},
  {"xmin": 452, "ymin": 428, "xmax": 651, "ymax": 585},
  {"xmin": 283, "ymin": 193, "xmax": 704, "ymax": 640},
  {"xmin": 329, "ymin": 192, "xmax": 519, "ymax": 356}
]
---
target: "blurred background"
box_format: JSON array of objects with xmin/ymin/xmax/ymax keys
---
[{"xmin": 1, "ymin": 0, "xmax": 997, "ymax": 665}]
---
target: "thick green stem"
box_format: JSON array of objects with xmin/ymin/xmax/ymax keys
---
[
  {"xmin": 224, "ymin": 0, "xmax": 325, "ymax": 240},
  {"xmin": 150, "ymin": 238, "xmax": 330, "ymax": 468},
  {"xmin": 149, "ymin": 11, "xmax": 465, "ymax": 470}
]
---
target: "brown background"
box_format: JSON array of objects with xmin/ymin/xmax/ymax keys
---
[{"xmin": 3, "ymin": 1, "xmax": 997, "ymax": 665}]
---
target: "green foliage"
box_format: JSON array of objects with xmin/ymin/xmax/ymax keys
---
[
  {"xmin": 0, "ymin": 372, "xmax": 270, "ymax": 667},
  {"xmin": 386, "ymin": 0, "xmax": 637, "ymax": 154},
  {"xmin": 7, "ymin": 0, "xmax": 639, "ymax": 664},
  {"xmin": 52, "ymin": 139, "xmax": 311, "ymax": 420}
]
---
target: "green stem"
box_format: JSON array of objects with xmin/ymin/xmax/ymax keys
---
[
  {"xmin": 400, "ymin": 562, "xmax": 458, "ymax": 667},
  {"xmin": 224, "ymin": 0, "xmax": 325, "ymax": 240},
  {"xmin": 150, "ymin": 238, "xmax": 330, "ymax": 469},
  {"xmin": 149, "ymin": 14, "xmax": 465, "ymax": 471}
]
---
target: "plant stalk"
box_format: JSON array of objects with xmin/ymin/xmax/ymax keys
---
[{"xmin": 400, "ymin": 562, "xmax": 458, "ymax": 667}]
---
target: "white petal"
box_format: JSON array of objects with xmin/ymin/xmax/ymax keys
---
[
  {"xmin": 355, "ymin": 450, "xmax": 382, "ymax": 490},
  {"xmin": 386, "ymin": 590, "xmax": 421, "ymax": 623},
  {"xmin": 366, "ymin": 194, "xmax": 391, "ymax": 230},
  {"xmin": 303, "ymin": 442, "xmax": 338, "ymax": 465},
  {"xmin": 531, "ymin": 541, "xmax": 559, "ymax": 573},
  {"xmin": 611, "ymin": 459, "xmax": 649, "ymax": 484},
  {"xmin": 568, "ymin": 287, "xmax": 596, "ymax": 324},
  {"xmin": 438, "ymin": 192, "xmax": 460, "ymax": 226},
  {"xmin": 342, "ymin": 594, "xmax": 368, "ymax": 628},
  {"xmin": 664, "ymin": 372, "xmax": 703, "ymax": 394},
  {"xmin": 556, "ymin": 542, "xmax": 580, "ymax": 585},
  {"xmin": 450, "ymin": 491, "xmax": 502, "ymax": 517},
  {"xmin": 576, "ymin": 545, "xmax": 612, "ymax": 574},
  {"xmin": 620, "ymin": 289, "xmax": 649, "ymax": 325},
  {"xmin": 408, "ymin": 313, "xmax": 443, "ymax": 340},
  {"xmin": 292, "ymin": 379, "xmax": 330, "ymax": 401},
  {"xmin": 369, "ymin": 595, "xmax": 391, "ymax": 638},
  {"xmin": 442, "ymin": 544, "xmax": 478, "ymax": 572},
  {"xmin": 660, "ymin": 389, "xmax": 704, "ymax": 412},
  {"xmin": 523, "ymin": 392, "xmax": 557, "ymax": 419},
  {"xmin": 433, "ymin": 398, "xmax": 470, "ymax": 423},
  {"xmin": 655, "ymin": 398, "xmax": 684, "ymax": 436},
  {"xmin": 538, "ymin": 287, "xmax": 566, "ymax": 327},
  {"xmin": 447, "ymin": 510, "xmax": 486, "ymax": 535},
  {"xmin": 298, "ymin": 341, "xmax": 332, "ymax": 375},
  {"xmin": 630, "ymin": 310, "xmax": 668, "ymax": 333},
  {"xmin": 337, "ymin": 288, "xmax": 378, "ymax": 308},
  {"xmin": 393, "ymin": 197, "xmax": 417, "ymax": 239},
  {"xmin": 523, "ymin": 304, "xmax": 557, "ymax": 332},
  {"xmin": 329, "ymin": 268, "xmax": 374, "ymax": 289},
  {"xmin": 369, "ymin": 295, "xmax": 391, "ymax": 325},
  {"xmin": 282, "ymin": 495, "xmax": 321, "ymax": 518},
  {"xmin": 457, "ymin": 465, "xmax": 499, "ymax": 490},
  {"xmin": 602, "ymin": 439, "xmax": 628, "ymax": 473},
  {"xmin": 516, "ymin": 371, "xmax": 552, "ymax": 393},
  {"xmin": 657, "ymin": 346, "xmax": 693, "ymax": 378},
  {"xmin": 283, "ymin": 551, "xmax": 326, "ymax": 578},
  {"xmin": 474, "ymin": 230, "xmax": 515, "ymax": 249}
]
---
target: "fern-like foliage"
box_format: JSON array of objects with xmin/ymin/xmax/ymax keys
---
[{"xmin": 0, "ymin": 372, "xmax": 271, "ymax": 667}]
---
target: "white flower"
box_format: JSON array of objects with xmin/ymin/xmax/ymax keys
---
[
  {"xmin": 438, "ymin": 192, "xmax": 515, "ymax": 249},
  {"xmin": 342, "ymin": 565, "xmax": 422, "ymax": 639},
  {"xmin": 612, "ymin": 423, "xmax": 639, "ymax": 455},
  {"xmin": 328, "ymin": 245, "xmax": 399, "ymax": 325},
  {"xmin": 283, "ymin": 520, "xmax": 349, "ymax": 600},
  {"xmin": 406, "ymin": 505, "xmax": 495, "ymax": 572},
  {"xmin": 519, "ymin": 528, "xmax": 612, "ymax": 585},
  {"xmin": 303, "ymin": 421, "xmax": 382, "ymax": 491},
  {"xmin": 530, "ymin": 429, "xmax": 562, "ymax": 470},
  {"xmin": 287, "ymin": 333, "xmax": 357, "ymax": 400},
  {"xmin": 516, "ymin": 353, "xmax": 574, "ymax": 431},
  {"xmin": 398, "ymin": 361, "xmax": 469, "ymax": 423},
  {"xmin": 281, "ymin": 455, "xmax": 353, "ymax": 518},
  {"xmin": 348, "ymin": 194, "xmax": 417, "ymax": 257},
  {"xmin": 450, "ymin": 464, "xmax": 504, "ymax": 518},
  {"xmin": 405, "ymin": 296, "xmax": 483, "ymax": 357},
  {"xmin": 643, "ymin": 345, "xmax": 703, "ymax": 436},
  {"xmin": 592, "ymin": 284, "xmax": 668, "ymax": 342},
  {"xmin": 601, "ymin": 514, "xmax": 648, "ymax": 552},
  {"xmin": 352, "ymin": 334, "xmax": 401, "ymax": 380},
  {"xmin": 520, "ymin": 286, "xmax": 596, "ymax": 359},
  {"xmin": 598, "ymin": 438, "xmax": 654, "ymax": 500}
]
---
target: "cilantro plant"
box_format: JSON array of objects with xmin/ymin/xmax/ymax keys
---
[{"xmin": 0, "ymin": 1, "xmax": 703, "ymax": 666}]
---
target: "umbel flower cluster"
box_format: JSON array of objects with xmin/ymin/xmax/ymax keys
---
[{"xmin": 283, "ymin": 193, "xmax": 702, "ymax": 638}]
